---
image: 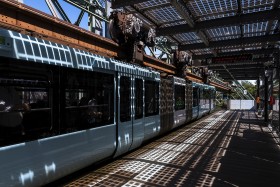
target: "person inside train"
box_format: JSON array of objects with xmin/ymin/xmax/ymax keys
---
[
  {"xmin": 78, "ymin": 92, "xmax": 103, "ymax": 129},
  {"xmin": 0, "ymin": 86, "xmax": 30, "ymax": 136},
  {"xmin": 87, "ymin": 97, "xmax": 98, "ymax": 124},
  {"xmin": 87, "ymin": 91, "xmax": 103, "ymax": 123}
]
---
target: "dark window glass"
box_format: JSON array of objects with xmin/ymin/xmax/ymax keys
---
[
  {"xmin": 205, "ymin": 89, "xmax": 210, "ymax": 99},
  {"xmin": 0, "ymin": 74, "xmax": 51, "ymax": 147},
  {"xmin": 145, "ymin": 80, "xmax": 159, "ymax": 117},
  {"xmin": 47, "ymin": 47, "xmax": 54, "ymax": 59},
  {"xmin": 175, "ymin": 85, "xmax": 185, "ymax": 111},
  {"xmin": 64, "ymin": 69, "xmax": 114, "ymax": 131},
  {"xmin": 193, "ymin": 87, "xmax": 198, "ymax": 107},
  {"xmin": 135, "ymin": 78, "xmax": 143, "ymax": 119},
  {"xmin": 120, "ymin": 76, "xmax": 131, "ymax": 122}
]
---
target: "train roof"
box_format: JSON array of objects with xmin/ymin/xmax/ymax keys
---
[
  {"xmin": 0, "ymin": 28, "xmax": 160, "ymax": 80},
  {"xmin": 192, "ymin": 81, "xmax": 216, "ymax": 90}
]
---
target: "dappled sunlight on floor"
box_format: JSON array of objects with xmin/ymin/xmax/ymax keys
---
[{"xmin": 65, "ymin": 110, "xmax": 280, "ymax": 187}]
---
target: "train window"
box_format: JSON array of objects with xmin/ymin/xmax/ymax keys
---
[
  {"xmin": 120, "ymin": 76, "xmax": 131, "ymax": 122},
  {"xmin": 205, "ymin": 89, "xmax": 210, "ymax": 99},
  {"xmin": 135, "ymin": 78, "xmax": 143, "ymax": 119},
  {"xmin": 175, "ymin": 85, "xmax": 185, "ymax": 111},
  {"xmin": 145, "ymin": 80, "xmax": 159, "ymax": 117},
  {"xmin": 193, "ymin": 87, "xmax": 198, "ymax": 107},
  {"xmin": 0, "ymin": 76, "xmax": 51, "ymax": 147},
  {"xmin": 64, "ymin": 69, "xmax": 114, "ymax": 131}
]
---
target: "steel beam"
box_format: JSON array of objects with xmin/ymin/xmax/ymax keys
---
[
  {"xmin": 179, "ymin": 34, "xmax": 280, "ymax": 51},
  {"xmin": 264, "ymin": 76, "xmax": 269, "ymax": 122},
  {"xmin": 112, "ymin": 0, "xmax": 149, "ymax": 9},
  {"xmin": 170, "ymin": 0, "xmax": 194, "ymax": 27},
  {"xmin": 193, "ymin": 48, "xmax": 278, "ymax": 60},
  {"xmin": 222, "ymin": 76, "xmax": 259, "ymax": 80},
  {"xmin": 218, "ymin": 69, "xmax": 263, "ymax": 73},
  {"xmin": 64, "ymin": 0, "xmax": 108, "ymax": 22},
  {"xmin": 157, "ymin": 9, "xmax": 280, "ymax": 35}
]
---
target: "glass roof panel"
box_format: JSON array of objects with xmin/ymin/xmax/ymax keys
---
[
  {"xmin": 159, "ymin": 20, "xmax": 188, "ymax": 28},
  {"xmin": 188, "ymin": 0, "xmax": 238, "ymax": 21},
  {"xmin": 174, "ymin": 32, "xmax": 203, "ymax": 44},
  {"xmin": 122, "ymin": 0, "xmax": 279, "ymax": 61},
  {"xmin": 136, "ymin": 0, "xmax": 169, "ymax": 9},
  {"xmin": 145, "ymin": 6, "xmax": 182, "ymax": 24},
  {"xmin": 242, "ymin": 0, "xmax": 274, "ymax": 13},
  {"xmin": 206, "ymin": 26, "xmax": 241, "ymax": 41},
  {"xmin": 270, "ymin": 20, "xmax": 279, "ymax": 34},
  {"xmin": 191, "ymin": 48, "xmax": 213, "ymax": 55},
  {"xmin": 220, "ymin": 48, "xmax": 242, "ymax": 53},
  {"xmin": 243, "ymin": 22, "xmax": 268, "ymax": 37}
]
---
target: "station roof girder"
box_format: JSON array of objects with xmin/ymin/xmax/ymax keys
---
[{"xmin": 112, "ymin": 0, "xmax": 280, "ymax": 81}]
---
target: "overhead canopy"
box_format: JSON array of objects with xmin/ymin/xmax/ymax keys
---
[{"xmin": 112, "ymin": 0, "xmax": 280, "ymax": 80}]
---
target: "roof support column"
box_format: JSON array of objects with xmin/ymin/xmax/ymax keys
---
[
  {"xmin": 264, "ymin": 74, "xmax": 268, "ymax": 122},
  {"xmin": 277, "ymin": 51, "xmax": 280, "ymax": 132},
  {"xmin": 257, "ymin": 77, "xmax": 260, "ymax": 110}
]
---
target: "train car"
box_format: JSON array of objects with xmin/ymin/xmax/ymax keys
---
[
  {"xmin": 192, "ymin": 82, "xmax": 216, "ymax": 120},
  {"xmin": 159, "ymin": 76, "xmax": 196, "ymax": 135},
  {"xmin": 0, "ymin": 28, "xmax": 215, "ymax": 187}
]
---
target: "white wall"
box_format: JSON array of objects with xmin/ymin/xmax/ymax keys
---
[
  {"xmin": 273, "ymin": 100, "xmax": 279, "ymax": 111},
  {"xmin": 228, "ymin": 100, "xmax": 256, "ymax": 110}
]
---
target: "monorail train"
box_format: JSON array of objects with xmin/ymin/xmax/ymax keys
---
[{"xmin": 0, "ymin": 28, "xmax": 216, "ymax": 186}]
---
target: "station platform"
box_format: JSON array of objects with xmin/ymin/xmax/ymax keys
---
[{"xmin": 63, "ymin": 110, "xmax": 280, "ymax": 187}]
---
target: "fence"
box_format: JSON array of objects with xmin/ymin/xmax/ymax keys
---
[{"xmin": 227, "ymin": 100, "xmax": 256, "ymax": 110}]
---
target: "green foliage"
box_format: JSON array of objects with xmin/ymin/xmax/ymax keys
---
[
  {"xmin": 230, "ymin": 81, "xmax": 257, "ymax": 99},
  {"xmin": 242, "ymin": 80, "xmax": 257, "ymax": 97}
]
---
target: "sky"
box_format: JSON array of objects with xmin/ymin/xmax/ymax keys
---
[{"xmin": 24, "ymin": 0, "xmax": 90, "ymax": 30}]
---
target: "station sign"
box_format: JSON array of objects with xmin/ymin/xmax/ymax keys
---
[
  {"xmin": 212, "ymin": 54, "xmax": 252, "ymax": 64},
  {"xmin": 204, "ymin": 54, "xmax": 253, "ymax": 65}
]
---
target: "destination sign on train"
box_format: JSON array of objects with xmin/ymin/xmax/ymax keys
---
[{"xmin": 211, "ymin": 54, "xmax": 253, "ymax": 64}]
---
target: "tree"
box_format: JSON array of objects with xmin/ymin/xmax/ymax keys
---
[
  {"xmin": 242, "ymin": 80, "xmax": 257, "ymax": 97},
  {"xmin": 230, "ymin": 80, "xmax": 257, "ymax": 99}
]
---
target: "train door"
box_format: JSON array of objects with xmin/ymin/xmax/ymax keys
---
[
  {"xmin": 173, "ymin": 77, "xmax": 186, "ymax": 128},
  {"xmin": 129, "ymin": 77, "xmax": 144, "ymax": 150},
  {"xmin": 209, "ymin": 88, "xmax": 213, "ymax": 111},
  {"xmin": 114, "ymin": 74, "xmax": 133, "ymax": 157},
  {"xmin": 143, "ymin": 79, "xmax": 160, "ymax": 141},
  {"xmin": 159, "ymin": 77, "xmax": 173, "ymax": 135},
  {"xmin": 186, "ymin": 81, "xmax": 193, "ymax": 122},
  {"xmin": 198, "ymin": 85, "xmax": 204, "ymax": 118},
  {"xmin": 192, "ymin": 83, "xmax": 199, "ymax": 120},
  {"xmin": 203, "ymin": 86, "xmax": 210, "ymax": 114},
  {"xmin": 210, "ymin": 87, "xmax": 216, "ymax": 112}
]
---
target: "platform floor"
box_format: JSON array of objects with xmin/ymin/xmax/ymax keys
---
[{"xmin": 64, "ymin": 110, "xmax": 280, "ymax": 187}]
